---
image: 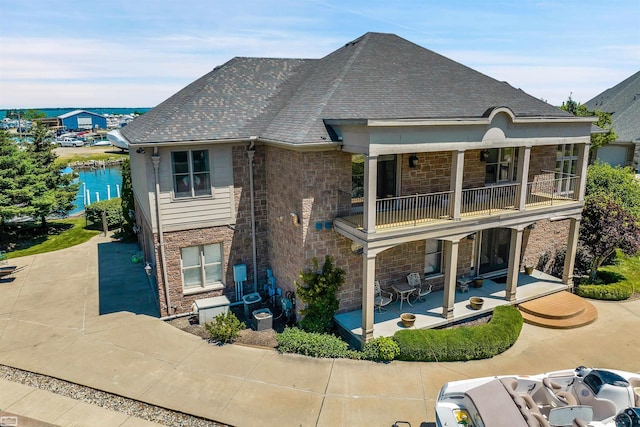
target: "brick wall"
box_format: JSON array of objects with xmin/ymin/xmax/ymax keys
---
[
  {"xmin": 529, "ymin": 145, "xmax": 557, "ymax": 179},
  {"xmin": 521, "ymin": 219, "xmax": 569, "ymax": 272}
]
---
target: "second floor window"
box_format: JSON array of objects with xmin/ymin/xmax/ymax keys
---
[
  {"xmin": 485, "ymin": 147, "xmax": 519, "ymax": 184},
  {"xmin": 172, "ymin": 150, "xmax": 211, "ymax": 198}
]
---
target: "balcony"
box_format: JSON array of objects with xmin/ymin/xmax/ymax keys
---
[{"xmin": 336, "ymin": 175, "xmax": 579, "ymax": 231}]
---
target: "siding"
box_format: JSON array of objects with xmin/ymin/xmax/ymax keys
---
[{"xmin": 158, "ymin": 144, "xmax": 235, "ymax": 232}]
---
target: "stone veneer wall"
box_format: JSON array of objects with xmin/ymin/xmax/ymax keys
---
[
  {"xmin": 521, "ymin": 219, "xmax": 570, "ymax": 273},
  {"xmin": 150, "ymin": 144, "xmax": 268, "ymax": 316},
  {"xmin": 529, "ymin": 145, "xmax": 557, "ymax": 179}
]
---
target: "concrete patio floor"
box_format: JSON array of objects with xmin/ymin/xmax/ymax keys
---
[{"xmin": 335, "ymin": 271, "xmax": 567, "ymax": 340}]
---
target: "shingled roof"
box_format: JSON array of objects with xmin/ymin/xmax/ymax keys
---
[
  {"xmin": 121, "ymin": 32, "xmax": 573, "ymax": 145},
  {"xmin": 585, "ymin": 70, "xmax": 640, "ymax": 143}
]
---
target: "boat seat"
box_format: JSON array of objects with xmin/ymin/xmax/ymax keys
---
[{"xmin": 543, "ymin": 377, "xmax": 578, "ymax": 406}]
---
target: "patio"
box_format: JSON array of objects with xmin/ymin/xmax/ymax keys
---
[{"xmin": 334, "ymin": 270, "xmax": 567, "ymax": 342}]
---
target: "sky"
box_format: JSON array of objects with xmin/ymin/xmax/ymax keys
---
[{"xmin": 1, "ymin": 0, "xmax": 638, "ymax": 109}]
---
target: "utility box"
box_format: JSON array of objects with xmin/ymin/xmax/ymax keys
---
[
  {"xmin": 253, "ymin": 308, "xmax": 273, "ymax": 331},
  {"xmin": 193, "ymin": 296, "xmax": 230, "ymax": 324}
]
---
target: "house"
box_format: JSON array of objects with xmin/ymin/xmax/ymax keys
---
[
  {"xmin": 113, "ymin": 33, "xmax": 596, "ymax": 344},
  {"xmin": 585, "ymin": 70, "xmax": 640, "ymax": 173},
  {"xmin": 58, "ymin": 109, "xmax": 107, "ymax": 131}
]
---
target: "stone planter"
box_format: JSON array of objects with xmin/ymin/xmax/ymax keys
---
[
  {"xmin": 400, "ymin": 313, "xmax": 416, "ymax": 328},
  {"xmin": 473, "ymin": 277, "xmax": 484, "ymax": 288},
  {"xmin": 525, "ymin": 266, "xmax": 534, "ymax": 275},
  {"xmin": 469, "ymin": 297, "xmax": 484, "ymax": 310}
]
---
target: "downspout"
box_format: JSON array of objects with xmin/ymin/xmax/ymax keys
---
[
  {"xmin": 248, "ymin": 137, "xmax": 258, "ymax": 292},
  {"xmin": 151, "ymin": 148, "xmax": 172, "ymax": 314}
]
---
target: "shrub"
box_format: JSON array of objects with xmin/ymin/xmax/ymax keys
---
[
  {"xmin": 205, "ymin": 311, "xmax": 245, "ymax": 344},
  {"xmin": 394, "ymin": 306, "xmax": 523, "ymax": 362},
  {"xmin": 276, "ymin": 327, "xmax": 357, "ymax": 358},
  {"xmin": 575, "ymin": 281, "xmax": 633, "ymax": 300},
  {"xmin": 85, "ymin": 198, "xmax": 124, "ymax": 230},
  {"xmin": 296, "ymin": 256, "xmax": 345, "ymax": 333},
  {"xmin": 361, "ymin": 336, "xmax": 400, "ymax": 362}
]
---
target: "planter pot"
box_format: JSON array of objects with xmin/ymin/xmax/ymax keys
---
[
  {"xmin": 525, "ymin": 266, "xmax": 534, "ymax": 275},
  {"xmin": 473, "ymin": 278, "xmax": 484, "ymax": 288},
  {"xmin": 469, "ymin": 297, "xmax": 484, "ymax": 310},
  {"xmin": 400, "ymin": 313, "xmax": 416, "ymax": 328}
]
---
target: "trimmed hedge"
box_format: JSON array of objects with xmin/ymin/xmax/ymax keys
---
[
  {"xmin": 576, "ymin": 282, "xmax": 633, "ymax": 300},
  {"xmin": 394, "ymin": 306, "xmax": 523, "ymax": 362},
  {"xmin": 85, "ymin": 198, "xmax": 124, "ymax": 229},
  {"xmin": 276, "ymin": 328, "xmax": 399, "ymax": 361}
]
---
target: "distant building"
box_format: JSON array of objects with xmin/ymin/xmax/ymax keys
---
[
  {"xmin": 58, "ymin": 110, "xmax": 107, "ymax": 131},
  {"xmin": 585, "ymin": 71, "xmax": 640, "ymax": 173}
]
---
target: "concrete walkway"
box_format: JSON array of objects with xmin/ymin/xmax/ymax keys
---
[{"xmin": 0, "ymin": 236, "xmax": 639, "ymax": 427}]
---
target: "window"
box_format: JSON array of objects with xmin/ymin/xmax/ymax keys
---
[
  {"xmin": 425, "ymin": 239, "xmax": 443, "ymax": 276},
  {"xmin": 485, "ymin": 147, "xmax": 519, "ymax": 184},
  {"xmin": 172, "ymin": 150, "xmax": 211, "ymax": 198},
  {"xmin": 555, "ymin": 144, "xmax": 578, "ymax": 195},
  {"xmin": 181, "ymin": 243, "xmax": 223, "ymax": 291}
]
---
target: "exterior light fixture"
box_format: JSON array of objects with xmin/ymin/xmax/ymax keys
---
[
  {"xmin": 144, "ymin": 262, "xmax": 152, "ymax": 276},
  {"xmin": 480, "ymin": 149, "xmax": 490, "ymax": 162},
  {"xmin": 408, "ymin": 154, "xmax": 419, "ymax": 168}
]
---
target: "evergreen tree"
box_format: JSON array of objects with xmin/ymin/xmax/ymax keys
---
[
  {"xmin": 120, "ymin": 157, "xmax": 135, "ymax": 235},
  {"xmin": 24, "ymin": 122, "xmax": 78, "ymax": 228},
  {"xmin": 0, "ymin": 130, "xmax": 32, "ymax": 234}
]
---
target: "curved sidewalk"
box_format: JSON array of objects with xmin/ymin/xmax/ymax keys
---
[{"xmin": 1, "ymin": 236, "xmax": 639, "ymax": 426}]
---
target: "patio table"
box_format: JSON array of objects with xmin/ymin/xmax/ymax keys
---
[{"xmin": 392, "ymin": 282, "xmax": 415, "ymax": 310}]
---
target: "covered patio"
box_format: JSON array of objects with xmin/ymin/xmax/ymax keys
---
[{"xmin": 334, "ymin": 270, "xmax": 567, "ymax": 343}]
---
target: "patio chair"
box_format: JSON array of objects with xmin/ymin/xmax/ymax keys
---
[
  {"xmin": 374, "ymin": 281, "xmax": 394, "ymax": 313},
  {"xmin": 407, "ymin": 272, "xmax": 431, "ymax": 302}
]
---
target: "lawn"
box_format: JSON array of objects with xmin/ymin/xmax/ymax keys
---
[
  {"xmin": 600, "ymin": 253, "xmax": 640, "ymax": 296},
  {"xmin": 0, "ymin": 218, "xmax": 100, "ymax": 259}
]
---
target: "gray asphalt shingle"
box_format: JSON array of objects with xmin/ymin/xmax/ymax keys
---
[{"xmin": 121, "ymin": 32, "xmax": 573, "ymax": 145}]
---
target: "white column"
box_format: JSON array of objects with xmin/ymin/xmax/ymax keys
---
[
  {"xmin": 442, "ymin": 239, "xmax": 460, "ymax": 319},
  {"xmin": 363, "ymin": 155, "xmax": 378, "ymax": 233},
  {"xmin": 575, "ymin": 143, "xmax": 590, "ymax": 201},
  {"xmin": 361, "ymin": 249, "xmax": 376, "ymax": 344},
  {"xmin": 517, "ymin": 146, "xmax": 531, "ymax": 210},
  {"xmin": 563, "ymin": 217, "xmax": 581, "ymax": 288},
  {"xmin": 450, "ymin": 150, "xmax": 465, "ymax": 220},
  {"xmin": 506, "ymin": 228, "xmax": 524, "ymax": 301}
]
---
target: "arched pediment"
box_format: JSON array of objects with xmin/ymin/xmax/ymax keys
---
[{"xmin": 482, "ymin": 107, "xmax": 516, "ymax": 142}]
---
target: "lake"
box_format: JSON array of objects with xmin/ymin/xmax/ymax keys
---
[{"xmin": 65, "ymin": 166, "xmax": 123, "ymax": 215}]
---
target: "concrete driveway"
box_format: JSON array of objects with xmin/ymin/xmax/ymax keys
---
[{"xmin": 0, "ymin": 235, "xmax": 639, "ymax": 426}]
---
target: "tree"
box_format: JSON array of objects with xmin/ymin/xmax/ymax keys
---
[
  {"xmin": 560, "ymin": 95, "xmax": 617, "ymax": 152},
  {"xmin": 120, "ymin": 157, "xmax": 135, "ymax": 236},
  {"xmin": 24, "ymin": 122, "xmax": 78, "ymax": 227},
  {"xmin": 579, "ymin": 197, "xmax": 640, "ymax": 282},
  {"xmin": 0, "ymin": 130, "xmax": 32, "ymax": 233},
  {"xmin": 586, "ymin": 162, "xmax": 640, "ymax": 219},
  {"xmin": 295, "ymin": 256, "xmax": 345, "ymax": 333}
]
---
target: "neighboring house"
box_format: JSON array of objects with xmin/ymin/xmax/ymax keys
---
[
  {"xmin": 585, "ymin": 70, "xmax": 640, "ymax": 173},
  {"xmin": 58, "ymin": 109, "xmax": 107, "ymax": 131},
  {"xmin": 113, "ymin": 33, "xmax": 595, "ymax": 344}
]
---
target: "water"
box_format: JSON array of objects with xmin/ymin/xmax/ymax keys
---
[
  {"xmin": 64, "ymin": 166, "xmax": 123, "ymax": 215},
  {"xmin": 1, "ymin": 107, "xmax": 151, "ymax": 119}
]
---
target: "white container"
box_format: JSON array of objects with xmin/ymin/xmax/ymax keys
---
[{"xmin": 193, "ymin": 295, "xmax": 230, "ymax": 324}]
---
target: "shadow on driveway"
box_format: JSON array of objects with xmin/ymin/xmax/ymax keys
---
[{"xmin": 97, "ymin": 241, "xmax": 160, "ymax": 317}]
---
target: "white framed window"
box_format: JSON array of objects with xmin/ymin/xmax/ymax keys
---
[
  {"xmin": 181, "ymin": 243, "xmax": 223, "ymax": 292},
  {"xmin": 485, "ymin": 147, "xmax": 519, "ymax": 184},
  {"xmin": 425, "ymin": 239, "xmax": 443, "ymax": 276},
  {"xmin": 172, "ymin": 150, "xmax": 211, "ymax": 198},
  {"xmin": 555, "ymin": 144, "xmax": 578, "ymax": 195}
]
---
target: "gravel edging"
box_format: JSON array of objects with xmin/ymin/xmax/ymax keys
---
[{"xmin": 0, "ymin": 365, "xmax": 229, "ymax": 427}]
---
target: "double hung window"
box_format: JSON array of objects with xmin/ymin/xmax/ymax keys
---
[
  {"xmin": 181, "ymin": 243, "xmax": 223, "ymax": 291},
  {"xmin": 424, "ymin": 239, "xmax": 443, "ymax": 276},
  {"xmin": 172, "ymin": 150, "xmax": 211, "ymax": 198}
]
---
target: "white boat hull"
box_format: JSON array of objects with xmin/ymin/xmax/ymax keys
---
[
  {"xmin": 436, "ymin": 367, "xmax": 640, "ymax": 427},
  {"xmin": 107, "ymin": 129, "xmax": 129, "ymax": 151}
]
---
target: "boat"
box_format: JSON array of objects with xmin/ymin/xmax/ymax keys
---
[
  {"xmin": 436, "ymin": 366, "xmax": 640, "ymax": 427},
  {"xmin": 106, "ymin": 129, "xmax": 129, "ymax": 151}
]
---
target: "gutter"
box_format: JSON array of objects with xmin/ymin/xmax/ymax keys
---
[
  {"xmin": 248, "ymin": 137, "xmax": 258, "ymax": 292},
  {"xmin": 151, "ymin": 147, "xmax": 172, "ymax": 314}
]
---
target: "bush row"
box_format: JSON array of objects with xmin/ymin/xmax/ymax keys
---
[
  {"xmin": 575, "ymin": 282, "xmax": 633, "ymax": 300},
  {"xmin": 393, "ymin": 306, "xmax": 523, "ymax": 362},
  {"xmin": 276, "ymin": 327, "xmax": 399, "ymax": 362},
  {"xmin": 85, "ymin": 198, "xmax": 124, "ymax": 230}
]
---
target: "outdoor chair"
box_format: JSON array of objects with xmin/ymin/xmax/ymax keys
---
[
  {"xmin": 374, "ymin": 281, "xmax": 394, "ymax": 313},
  {"xmin": 406, "ymin": 272, "xmax": 432, "ymax": 302}
]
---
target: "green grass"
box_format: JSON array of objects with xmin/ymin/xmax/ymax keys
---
[
  {"xmin": 599, "ymin": 253, "xmax": 640, "ymax": 295},
  {"xmin": 55, "ymin": 148, "xmax": 128, "ymax": 165},
  {"xmin": 0, "ymin": 218, "xmax": 100, "ymax": 259}
]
